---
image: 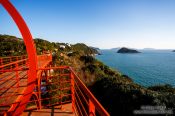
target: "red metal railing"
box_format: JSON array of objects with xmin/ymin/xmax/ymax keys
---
[
  {"xmin": 0, "ymin": 55, "xmax": 27, "ymax": 66},
  {"xmin": 0, "ymin": 57, "xmax": 110, "ymax": 115},
  {"xmin": 70, "ymin": 67, "xmax": 110, "ymax": 116},
  {"xmin": 26, "ymin": 66, "xmax": 72, "ymax": 110},
  {"xmin": 0, "ymin": 55, "xmax": 52, "ymax": 115},
  {"xmin": 0, "ymin": 56, "xmax": 110, "ymax": 115},
  {"xmin": 37, "ymin": 54, "xmax": 52, "ymax": 61},
  {"xmin": 25, "ymin": 66, "xmax": 110, "ymax": 116},
  {"xmin": 0, "ymin": 56, "xmax": 28, "ymax": 115}
]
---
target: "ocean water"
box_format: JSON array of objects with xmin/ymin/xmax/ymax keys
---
[{"xmin": 96, "ymin": 50, "xmax": 175, "ymax": 87}]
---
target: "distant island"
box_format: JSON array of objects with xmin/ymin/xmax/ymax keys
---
[
  {"xmin": 117, "ymin": 47, "xmax": 140, "ymax": 53},
  {"xmin": 173, "ymin": 50, "xmax": 175, "ymax": 52}
]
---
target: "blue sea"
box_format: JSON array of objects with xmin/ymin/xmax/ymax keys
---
[{"xmin": 96, "ymin": 50, "xmax": 175, "ymax": 87}]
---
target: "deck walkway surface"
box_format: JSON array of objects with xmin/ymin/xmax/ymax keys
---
[{"xmin": 22, "ymin": 103, "xmax": 74, "ymax": 116}]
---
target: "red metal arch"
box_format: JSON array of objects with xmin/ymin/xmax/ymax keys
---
[
  {"xmin": 0, "ymin": 0, "xmax": 37, "ymax": 115},
  {"xmin": 31, "ymin": 92, "xmax": 40, "ymax": 110}
]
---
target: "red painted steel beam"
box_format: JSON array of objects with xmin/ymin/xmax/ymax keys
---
[{"xmin": 0, "ymin": 0, "xmax": 38, "ymax": 115}]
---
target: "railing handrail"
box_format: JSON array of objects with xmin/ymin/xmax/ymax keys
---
[
  {"xmin": 0, "ymin": 55, "xmax": 27, "ymax": 59},
  {"xmin": 0, "ymin": 53, "xmax": 51, "ymax": 61},
  {"xmin": 0, "ymin": 59, "xmax": 28, "ymax": 69},
  {"xmin": 69, "ymin": 67, "xmax": 110, "ymax": 116},
  {"xmin": 0, "ymin": 54, "xmax": 52, "ymax": 69},
  {"xmin": 0, "ymin": 55, "xmax": 27, "ymax": 66}
]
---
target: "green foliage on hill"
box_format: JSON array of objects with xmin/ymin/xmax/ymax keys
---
[
  {"xmin": 90, "ymin": 76, "xmax": 175, "ymax": 115},
  {"xmin": 34, "ymin": 38, "xmax": 55, "ymax": 54},
  {"xmin": 80, "ymin": 56, "xmax": 96, "ymax": 64},
  {"xmin": 0, "ymin": 34, "xmax": 26, "ymax": 56},
  {"xmin": 71, "ymin": 43, "xmax": 99, "ymax": 55},
  {"xmin": 0, "ymin": 34, "xmax": 99, "ymax": 57},
  {"xmin": 148, "ymin": 84, "xmax": 175, "ymax": 94},
  {"xmin": 90, "ymin": 76, "xmax": 154, "ymax": 115}
]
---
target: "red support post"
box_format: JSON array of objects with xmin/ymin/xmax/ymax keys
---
[
  {"xmin": 70, "ymin": 71, "xmax": 75, "ymax": 113},
  {"xmin": 10, "ymin": 57, "xmax": 12, "ymax": 69},
  {"xmin": 89, "ymin": 99, "xmax": 95, "ymax": 116},
  {"xmin": 37, "ymin": 76, "xmax": 42, "ymax": 109},
  {"xmin": 15, "ymin": 62, "xmax": 19, "ymax": 88}
]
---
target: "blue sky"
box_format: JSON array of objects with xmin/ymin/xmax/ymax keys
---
[{"xmin": 0, "ymin": 0, "xmax": 175, "ymax": 49}]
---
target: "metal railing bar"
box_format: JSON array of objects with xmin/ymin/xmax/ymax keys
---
[
  {"xmin": 74, "ymin": 80, "xmax": 89, "ymax": 106},
  {"xmin": 74, "ymin": 88, "xmax": 88, "ymax": 116}
]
